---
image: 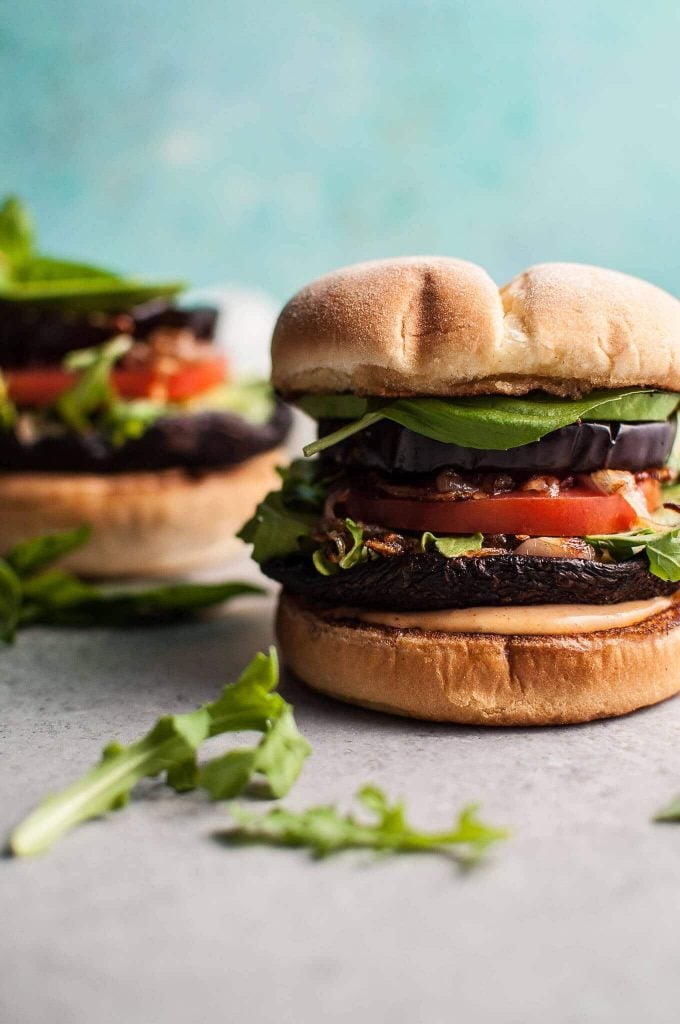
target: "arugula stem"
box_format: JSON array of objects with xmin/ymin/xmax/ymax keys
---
[
  {"xmin": 303, "ymin": 411, "xmax": 385, "ymax": 457},
  {"xmin": 10, "ymin": 741, "xmax": 175, "ymax": 856}
]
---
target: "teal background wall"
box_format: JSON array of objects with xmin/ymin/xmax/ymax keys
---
[{"xmin": 3, "ymin": 1, "xmax": 680, "ymax": 301}]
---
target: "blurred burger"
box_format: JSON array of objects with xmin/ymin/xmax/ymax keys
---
[
  {"xmin": 0, "ymin": 196, "xmax": 291, "ymax": 576},
  {"xmin": 242, "ymin": 257, "xmax": 680, "ymax": 725}
]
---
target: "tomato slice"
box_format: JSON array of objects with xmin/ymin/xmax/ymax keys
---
[
  {"xmin": 346, "ymin": 481, "xmax": 660, "ymax": 537},
  {"xmin": 5, "ymin": 356, "xmax": 228, "ymax": 406},
  {"xmin": 112, "ymin": 357, "xmax": 227, "ymax": 401}
]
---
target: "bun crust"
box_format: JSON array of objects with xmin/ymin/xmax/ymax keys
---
[
  {"xmin": 276, "ymin": 592, "xmax": 680, "ymax": 725},
  {"xmin": 0, "ymin": 448, "xmax": 285, "ymax": 578},
  {"xmin": 272, "ymin": 258, "xmax": 680, "ymax": 398}
]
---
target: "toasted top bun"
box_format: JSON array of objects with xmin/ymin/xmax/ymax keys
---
[{"xmin": 271, "ymin": 257, "xmax": 680, "ymax": 397}]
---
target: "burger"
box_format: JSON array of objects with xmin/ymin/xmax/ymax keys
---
[
  {"xmin": 240, "ymin": 256, "xmax": 680, "ymax": 725},
  {"xmin": 0, "ymin": 196, "xmax": 291, "ymax": 576}
]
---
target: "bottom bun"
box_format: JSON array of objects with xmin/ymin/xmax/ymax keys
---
[
  {"xmin": 276, "ymin": 591, "xmax": 680, "ymax": 725},
  {"xmin": 0, "ymin": 448, "xmax": 286, "ymax": 578}
]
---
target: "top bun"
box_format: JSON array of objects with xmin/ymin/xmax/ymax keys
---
[{"xmin": 271, "ymin": 257, "xmax": 680, "ymax": 398}]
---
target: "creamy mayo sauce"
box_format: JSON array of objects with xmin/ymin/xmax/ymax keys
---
[{"xmin": 333, "ymin": 596, "xmax": 675, "ymax": 635}]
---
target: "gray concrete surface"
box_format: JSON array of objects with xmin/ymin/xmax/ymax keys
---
[{"xmin": 3, "ymin": 557, "xmax": 680, "ymax": 1024}]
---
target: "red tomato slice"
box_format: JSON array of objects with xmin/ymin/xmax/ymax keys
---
[
  {"xmin": 112, "ymin": 357, "xmax": 227, "ymax": 401},
  {"xmin": 5, "ymin": 356, "xmax": 227, "ymax": 406},
  {"xmin": 4, "ymin": 368, "xmax": 75, "ymax": 407},
  {"xmin": 346, "ymin": 481, "xmax": 660, "ymax": 537}
]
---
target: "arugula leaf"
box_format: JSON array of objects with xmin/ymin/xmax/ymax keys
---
[
  {"xmin": 0, "ymin": 196, "xmax": 34, "ymax": 265},
  {"xmin": 645, "ymin": 532, "xmax": 680, "ymax": 582},
  {"xmin": 221, "ymin": 785, "xmax": 508, "ymax": 865},
  {"xmin": 198, "ymin": 707, "xmax": 311, "ymax": 800},
  {"xmin": 278, "ymin": 457, "xmax": 328, "ymax": 512},
  {"xmin": 55, "ymin": 336, "xmax": 131, "ymax": 431},
  {"xmin": 10, "ymin": 705, "xmax": 212, "ymax": 856},
  {"xmin": 312, "ymin": 518, "xmax": 371, "ymax": 575},
  {"xmin": 303, "ymin": 389, "xmax": 679, "ymax": 457},
  {"xmin": 0, "ymin": 195, "xmax": 185, "ymax": 309},
  {"xmin": 0, "ymin": 276, "xmax": 185, "ymax": 310},
  {"xmin": 238, "ymin": 491, "xmax": 317, "ymax": 564},
  {"xmin": 297, "ymin": 393, "xmax": 370, "ymax": 421},
  {"xmin": 0, "ymin": 525, "xmax": 264, "ymax": 637},
  {"xmin": 101, "ymin": 399, "xmax": 168, "ymax": 446},
  {"xmin": 185, "ymin": 378, "xmax": 275, "ymax": 426},
  {"xmin": 20, "ymin": 573, "xmax": 263, "ymax": 628},
  {"xmin": 0, "ymin": 560, "xmax": 22, "ymax": 643},
  {"xmin": 420, "ymin": 532, "xmax": 484, "ymax": 557},
  {"xmin": 240, "ymin": 464, "xmax": 488, "ymax": 572},
  {"xmin": 7, "ymin": 525, "xmax": 92, "ymax": 577},
  {"xmin": 9, "ymin": 648, "xmax": 310, "ymax": 856},
  {"xmin": 654, "ymin": 795, "xmax": 680, "ymax": 822},
  {"xmin": 0, "ymin": 372, "xmax": 17, "ymax": 428},
  {"xmin": 586, "ymin": 529, "xmax": 680, "ymax": 582}
]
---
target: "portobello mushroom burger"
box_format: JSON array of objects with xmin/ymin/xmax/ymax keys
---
[
  {"xmin": 0, "ymin": 197, "xmax": 291, "ymax": 576},
  {"xmin": 240, "ymin": 256, "xmax": 680, "ymax": 725}
]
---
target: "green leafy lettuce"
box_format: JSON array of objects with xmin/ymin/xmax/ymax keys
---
[
  {"xmin": 0, "ymin": 195, "xmax": 184, "ymax": 308},
  {"xmin": 300, "ymin": 390, "xmax": 680, "ymax": 457},
  {"xmin": 0, "ymin": 525, "xmax": 263, "ymax": 641},
  {"xmin": 586, "ymin": 528, "xmax": 680, "ymax": 583},
  {"xmin": 221, "ymin": 784, "xmax": 508, "ymax": 866},
  {"xmin": 9, "ymin": 649, "xmax": 311, "ymax": 856}
]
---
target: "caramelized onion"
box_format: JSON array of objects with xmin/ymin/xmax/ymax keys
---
[{"xmin": 521, "ymin": 475, "xmax": 562, "ymax": 497}]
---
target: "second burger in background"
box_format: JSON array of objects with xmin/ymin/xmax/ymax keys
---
[{"xmin": 0, "ymin": 197, "xmax": 291, "ymax": 576}]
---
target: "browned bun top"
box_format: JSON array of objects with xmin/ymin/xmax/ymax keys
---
[{"xmin": 271, "ymin": 257, "xmax": 680, "ymax": 398}]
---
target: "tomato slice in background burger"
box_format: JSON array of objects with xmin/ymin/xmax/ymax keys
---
[
  {"xmin": 5, "ymin": 356, "xmax": 228, "ymax": 407},
  {"xmin": 346, "ymin": 480, "xmax": 661, "ymax": 538},
  {"xmin": 112, "ymin": 357, "xmax": 227, "ymax": 402}
]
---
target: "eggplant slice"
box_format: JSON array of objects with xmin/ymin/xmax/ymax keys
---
[
  {"xmin": 0, "ymin": 400, "xmax": 292, "ymax": 473},
  {"xmin": 319, "ymin": 418, "xmax": 676, "ymax": 476},
  {"xmin": 263, "ymin": 550, "xmax": 677, "ymax": 611}
]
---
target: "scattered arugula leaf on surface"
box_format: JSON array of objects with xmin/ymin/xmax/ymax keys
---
[
  {"xmin": 220, "ymin": 785, "xmax": 508, "ymax": 865},
  {"xmin": 7, "ymin": 525, "xmax": 92, "ymax": 578},
  {"xmin": 20, "ymin": 574, "xmax": 262, "ymax": 628},
  {"xmin": 9, "ymin": 649, "xmax": 310, "ymax": 856},
  {"xmin": 654, "ymin": 795, "xmax": 680, "ymax": 822},
  {"xmin": 0, "ymin": 526, "xmax": 263, "ymax": 640},
  {"xmin": 198, "ymin": 706, "xmax": 311, "ymax": 800},
  {"xmin": 0, "ymin": 560, "xmax": 22, "ymax": 643}
]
